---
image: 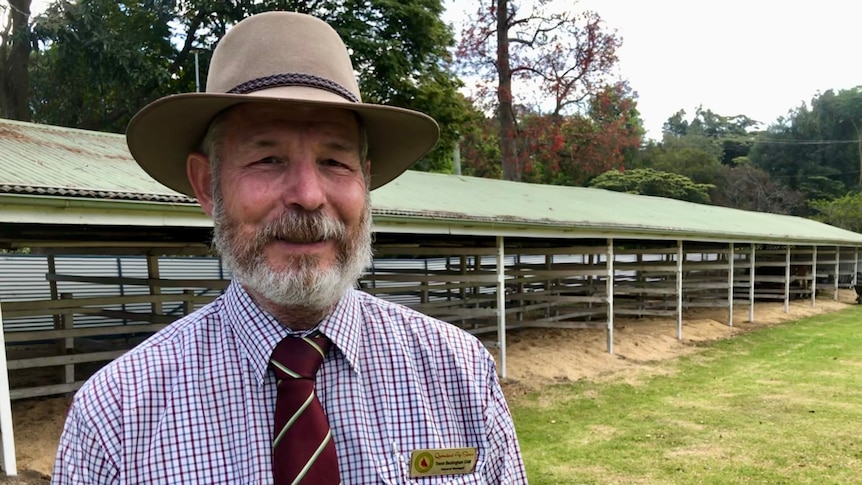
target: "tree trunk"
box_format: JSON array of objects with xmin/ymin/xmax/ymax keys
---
[
  {"xmin": 496, "ymin": 0, "xmax": 519, "ymax": 181},
  {"xmin": 0, "ymin": 0, "xmax": 32, "ymax": 121}
]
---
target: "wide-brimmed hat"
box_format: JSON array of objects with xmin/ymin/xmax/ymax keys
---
[{"xmin": 126, "ymin": 11, "xmax": 440, "ymax": 196}]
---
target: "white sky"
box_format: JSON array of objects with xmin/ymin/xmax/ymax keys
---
[{"xmin": 445, "ymin": 0, "xmax": 862, "ymax": 140}]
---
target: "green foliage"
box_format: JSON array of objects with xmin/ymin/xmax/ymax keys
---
[
  {"xmin": 635, "ymin": 140, "xmax": 721, "ymax": 185},
  {"xmin": 750, "ymin": 87, "xmax": 862, "ymax": 201},
  {"xmin": 810, "ymin": 191, "xmax": 862, "ymax": 232},
  {"xmin": 632, "ymin": 107, "xmax": 764, "ymax": 205},
  {"xmin": 459, "ymin": 114, "xmax": 502, "ymax": 179},
  {"xmin": 406, "ymin": 76, "xmax": 474, "ymax": 173},
  {"xmin": 31, "ymin": 0, "xmax": 179, "ymax": 131},
  {"xmin": 29, "ymin": 0, "xmax": 468, "ymax": 172},
  {"xmin": 658, "ymin": 106, "xmax": 758, "ymax": 167},
  {"xmin": 664, "ymin": 106, "xmax": 758, "ymax": 138},
  {"xmin": 589, "ymin": 168, "xmax": 713, "ymax": 204},
  {"xmin": 307, "ymin": 0, "xmax": 467, "ymax": 172}
]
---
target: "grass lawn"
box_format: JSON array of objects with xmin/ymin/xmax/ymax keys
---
[{"xmin": 510, "ymin": 305, "xmax": 862, "ymax": 484}]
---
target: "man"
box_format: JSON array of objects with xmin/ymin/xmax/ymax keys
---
[{"xmin": 53, "ymin": 11, "xmax": 527, "ymax": 484}]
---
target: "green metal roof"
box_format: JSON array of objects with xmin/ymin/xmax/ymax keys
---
[
  {"xmin": 372, "ymin": 171, "xmax": 862, "ymax": 246},
  {"xmin": 1, "ymin": 118, "xmax": 860, "ymax": 246},
  {"xmin": 0, "ymin": 118, "xmax": 191, "ymax": 202}
]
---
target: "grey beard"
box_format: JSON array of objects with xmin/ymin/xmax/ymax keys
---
[{"xmin": 212, "ymin": 200, "xmax": 373, "ymax": 312}]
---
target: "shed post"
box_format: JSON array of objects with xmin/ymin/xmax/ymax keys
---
[
  {"xmin": 459, "ymin": 255, "xmax": 467, "ymax": 303},
  {"xmin": 47, "ymin": 255, "xmax": 60, "ymax": 330},
  {"xmin": 784, "ymin": 246, "xmax": 791, "ymax": 313},
  {"xmin": 61, "ymin": 293, "xmax": 75, "ymax": 384},
  {"xmin": 183, "ymin": 289, "xmax": 194, "ymax": 316},
  {"xmin": 421, "ymin": 259, "xmax": 429, "ymax": 304},
  {"xmin": 834, "ymin": 246, "xmax": 840, "ymax": 301},
  {"xmin": 473, "ymin": 254, "xmax": 481, "ymax": 308},
  {"xmin": 147, "ymin": 255, "xmax": 163, "ymax": 316},
  {"xmin": 544, "ymin": 254, "xmax": 552, "ymax": 318},
  {"xmin": 515, "ymin": 254, "xmax": 524, "ymax": 322},
  {"xmin": 811, "ymin": 246, "xmax": 818, "ymax": 307},
  {"xmin": 636, "ymin": 252, "xmax": 644, "ymax": 317},
  {"xmin": 727, "ymin": 243, "xmax": 734, "ymax": 327},
  {"xmin": 0, "ymin": 302, "xmax": 17, "ymax": 476},
  {"xmin": 495, "ymin": 236, "xmax": 507, "ymax": 378},
  {"xmin": 606, "ymin": 239, "xmax": 615, "ymax": 354},
  {"xmin": 854, "ymin": 248, "xmax": 859, "ymax": 288},
  {"xmin": 749, "ymin": 243, "xmax": 756, "ymax": 323},
  {"xmin": 676, "ymin": 240, "xmax": 683, "ymax": 340}
]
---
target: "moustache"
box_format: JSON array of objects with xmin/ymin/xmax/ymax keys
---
[{"xmin": 255, "ymin": 210, "xmax": 348, "ymax": 246}]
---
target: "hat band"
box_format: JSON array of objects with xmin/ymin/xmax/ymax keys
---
[{"xmin": 226, "ymin": 73, "xmax": 359, "ymax": 103}]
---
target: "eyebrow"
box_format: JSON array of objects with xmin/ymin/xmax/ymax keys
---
[{"xmin": 248, "ymin": 135, "xmax": 358, "ymax": 154}]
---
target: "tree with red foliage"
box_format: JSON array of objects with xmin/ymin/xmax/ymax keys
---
[
  {"xmin": 457, "ymin": 0, "xmax": 623, "ymax": 181},
  {"xmin": 461, "ymin": 82, "xmax": 642, "ymax": 186},
  {"xmin": 521, "ymin": 82, "xmax": 642, "ymax": 185}
]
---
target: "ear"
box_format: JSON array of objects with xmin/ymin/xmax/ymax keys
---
[{"xmin": 187, "ymin": 152, "xmax": 215, "ymax": 217}]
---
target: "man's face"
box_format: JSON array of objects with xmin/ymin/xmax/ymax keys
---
[{"xmin": 191, "ymin": 103, "xmax": 372, "ymax": 311}]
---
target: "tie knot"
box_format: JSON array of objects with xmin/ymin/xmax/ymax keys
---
[{"xmin": 270, "ymin": 334, "xmax": 332, "ymax": 380}]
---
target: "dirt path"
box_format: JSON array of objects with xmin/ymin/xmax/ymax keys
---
[{"xmin": 4, "ymin": 291, "xmax": 857, "ymax": 480}]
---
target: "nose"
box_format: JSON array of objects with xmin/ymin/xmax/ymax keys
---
[{"xmin": 280, "ymin": 159, "xmax": 326, "ymax": 211}]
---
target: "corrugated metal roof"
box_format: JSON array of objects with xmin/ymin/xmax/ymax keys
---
[
  {"xmin": 372, "ymin": 171, "xmax": 862, "ymax": 245},
  {"xmin": 2, "ymin": 118, "xmax": 861, "ymax": 246},
  {"xmin": 0, "ymin": 118, "xmax": 192, "ymax": 203}
]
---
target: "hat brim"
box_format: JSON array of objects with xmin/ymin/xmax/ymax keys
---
[{"xmin": 126, "ymin": 89, "xmax": 440, "ymax": 197}]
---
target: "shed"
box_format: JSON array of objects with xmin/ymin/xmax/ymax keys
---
[{"xmin": 1, "ymin": 118, "xmax": 861, "ymax": 475}]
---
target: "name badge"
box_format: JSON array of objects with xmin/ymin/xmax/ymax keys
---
[{"xmin": 409, "ymin": 447, "xmax": 478, "ymax": 478}]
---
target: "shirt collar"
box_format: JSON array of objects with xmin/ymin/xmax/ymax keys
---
[
  {"xmin": 318, "ymin": 289, "xmax": 363, "ymax": 374},
  {"xmin": 223, "ymin": 281, "xmax": 364, "ymax": 386}
]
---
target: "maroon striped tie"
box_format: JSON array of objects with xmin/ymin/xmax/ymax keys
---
[{"xmin": 270, "ymin": 334, "xmax": 341, "ymax": 484}]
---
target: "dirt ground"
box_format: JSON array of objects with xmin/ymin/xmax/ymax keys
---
[
  {"xmin": 1, "ymin": 291, "xmax": 857, "ymax": 482},
  {"xmin": 497, "ymin": 291, "xmax": 857, "ymax": 400}
]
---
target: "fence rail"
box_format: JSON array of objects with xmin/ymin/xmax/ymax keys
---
[{"xmin": 1, "ymin": 245, "xmax": 859, "ymax": 400}]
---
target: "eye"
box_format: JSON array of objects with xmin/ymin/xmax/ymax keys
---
[
  {"xmin": 255, "ymin": 156, "xmax": 282, "ymax": 165},
  {"xmin": 323, "ymin": 159, "xmax": 350, "ymax": 169}
]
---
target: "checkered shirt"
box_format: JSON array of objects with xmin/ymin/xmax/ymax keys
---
[{"xmin": 52, "ymin": 281, "xmax": 528, "ymax": 484}]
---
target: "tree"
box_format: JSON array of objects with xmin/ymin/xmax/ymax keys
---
[
  {"xmin": 711, "ymin": 164, "xmax": 805, "ymax": 215},
  {"xmin": 589, "ymin": 168, "xmax": 713, "ymax": 204},
  {"xmin": 519, "ymin": 82, "xmax": 641, "ymax": 185},
  {"xmin": 661, "ymin": 106, "xmax": 758, "ymax": 165},
  {"xmin": 0, "ymin": 0, "xmax": 32, "ymax": 120},
  {"xmin": 30, "ymin": 0, "xmax": 468, "ymax": 170},
  {"xmin": 810, "ymin": 192, "xmax": 862, "ymax": 232},
  {"xmin": 459, "ymin": 81, "xmax": 641, "ymax": 185},
  {"xmin": 459, "ymin": 113, "xmax": 502, "ymax": 179},
  {"xmin": 635, "ymin": 140, "xmax": 721, "ymax": 185},
  {"xmin": 750, "ymin": 87, "xmax": 862, "ymax": 202},
  {"xmin": 31, "ymin": 0, "xmax": 179, "ymax": 131},
  {"xmin": 633, "ymin": 107, "xmax": 761, "ymax": 192},
  {"xmin": 457, "ymin": 0, "xmax": 622, "ymax": 181}
]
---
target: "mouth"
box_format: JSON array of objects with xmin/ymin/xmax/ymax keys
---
[
  {"xmin": 273, "ymin": 235, "xmax": 328, "ymax": 245},
  {"xmin": 274, "ymin": 234, "xmax": 326, "ymax": 244}
]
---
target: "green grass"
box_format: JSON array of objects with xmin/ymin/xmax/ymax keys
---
[{"xmin": 511, "ymin": 306, "xmax": 862, "ymax": 484}]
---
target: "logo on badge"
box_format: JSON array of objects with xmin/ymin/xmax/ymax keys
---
[{"xmin": 413, "ymin": 451, "xmax": 434, "ymax": 473}]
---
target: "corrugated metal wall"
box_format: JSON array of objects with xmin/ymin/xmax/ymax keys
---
[{"xmin": 0, "ymin": 255, "xmax": 229, "ymax": 332}]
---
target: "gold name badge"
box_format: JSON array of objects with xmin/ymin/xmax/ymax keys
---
[{"xmin": 409, "ymin": 447, "xmax": 478, "ymax": 478}]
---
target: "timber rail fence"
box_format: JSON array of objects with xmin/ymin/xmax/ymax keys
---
[{"xmin": 0, "ymin": 243, "xmax": 859, "ymax": 401}]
